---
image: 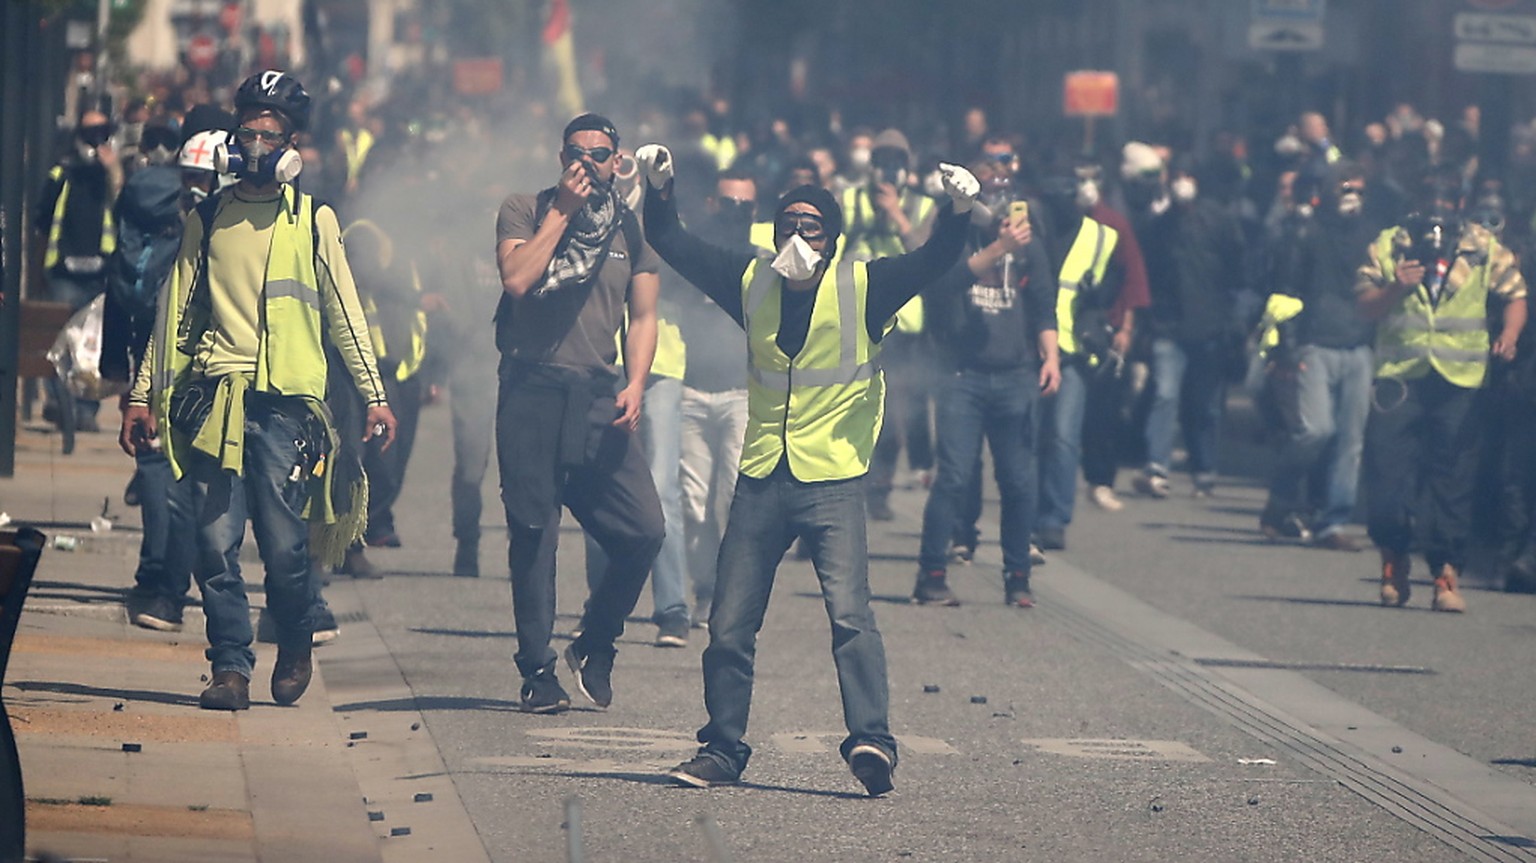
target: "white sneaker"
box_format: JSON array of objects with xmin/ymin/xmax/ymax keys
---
[
  {"xmin": 1089, "ymin": 485, "xmax": 1125, "ymax": 511},
  {"xmin": 1133, "ymin": 474, "xmax": 1170, "ymax": 499},
  {"xmin": 1030, "ymin": 544, "xmax": 1047, "ymax": 566}
]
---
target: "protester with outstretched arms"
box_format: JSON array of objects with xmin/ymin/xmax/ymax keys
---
[{"xmin": 635, "ymin": 141, "xmax": 974, "ymax": 797}]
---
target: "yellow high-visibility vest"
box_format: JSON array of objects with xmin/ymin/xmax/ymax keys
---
[
  {"xmin": 1055, "ymin": 217, "xmax": 1119, "ymax": 357},
  {"xmin": 1369, "ymin": 228, "xmax": 1493, "ymax": 389},
  {"xmin": 43, "ymin": 166, "xmax": 116, "ymax": 270},
  {"xmin": 738, "ymin": 257, "xmax": 889, "ymax": 481}
]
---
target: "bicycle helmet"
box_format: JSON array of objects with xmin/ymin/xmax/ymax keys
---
[{"xmin": 233, "ymin": 70, "xmax": 312, "ymax": 132}]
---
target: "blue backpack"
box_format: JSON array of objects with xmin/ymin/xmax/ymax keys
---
[{"xmin": 102, "ymin": 166, "xmax": 183, "ymax": 382}]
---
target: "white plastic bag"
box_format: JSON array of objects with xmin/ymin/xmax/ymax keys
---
[{"xmin": 46, "ymin": 294, "xmax": 127, "ymax": 401}]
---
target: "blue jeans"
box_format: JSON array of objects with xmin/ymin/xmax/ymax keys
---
[
  {"xmin": 1145, "ymin": 337, "xmax": 1226, "ymax": 482},
  {"xmin": 187, "ymin": 395, "xmax": 318, "ymax": 677},
  {"xmin": 920, "ymin": 367, "xmax": 1039, "ymax": 573},
  {"xmin": 1264, "ymin": 345, "xmax": 1372, "ymax": 536},
  {"xmin": 699, "ymin": 465, "xmax": 896, "ymax": 774},
  {"xmin": 1037, "ymin": 358, "xmax": 1090, "ymax": 532},
  {"xmin": 129, "ymin": 450, "xmax": 195, "ymax": 604},
  {"xmin": 586, "ymin": 375, "xmax": 688, "ymax": 626}
]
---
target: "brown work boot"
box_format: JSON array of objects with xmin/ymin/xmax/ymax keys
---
[
  {"xmin": 199, "ymin": 671, "xmax": 251, "ymax": 711},
  {"xmin": 271, "ymin": 644, "xmax": 314, "ymax": 705},
  {"xmin": 1432, "ymin": 563, "xmax": 1468, "ymax": 613},
  {"xmin": 1379, "ymin": 550, "xmax": 1411, "ymax": 607}
]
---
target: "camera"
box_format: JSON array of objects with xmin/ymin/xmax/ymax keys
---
[
  {"xmin": 869, "ymin": 150, "xmax": 908, "ymax": 189},
  {"xmin": 1403, "ymin": 213, "xmax": 1452, "ymax": 267}
]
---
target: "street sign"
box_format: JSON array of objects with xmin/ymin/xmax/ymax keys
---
[
  {"xmin": 452, "ymin": 58, "xmax": 503, "ymax": 95},
  {"xmin": 1250, "ymin": 22, "xmax": 1324, "ymax": 50},
  {"xmin": 186, "ymin": 34, "xmax": 217, "ymax": 71},
  {"xmin": 1454, "ymin": 10, "xmax": 1536, "ymax": 72},
  {"xmin": 1063, "ymin": 71, "xmax": 1119, "ymax": 117},
  {"xmin": 1455, "ymin": 41, "xmax": 1536, "ymax": 72},
  {"xmin": 1250, "ymin": 0, "xmax": 1326, "ymax": 52}
]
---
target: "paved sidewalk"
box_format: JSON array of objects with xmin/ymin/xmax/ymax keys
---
[{"xmin": 1, "ymin": 415, "xmax": 486, "ymax": 862}]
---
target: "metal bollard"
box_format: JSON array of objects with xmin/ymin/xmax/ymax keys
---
[{"xmin": 563, "ymin": 795, "xmax": 584, "ymax": 863}]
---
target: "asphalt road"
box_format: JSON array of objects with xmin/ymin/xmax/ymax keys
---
[{"xmin": 322, "ymin": 394, "xmax": 1536, "ymax": 863}]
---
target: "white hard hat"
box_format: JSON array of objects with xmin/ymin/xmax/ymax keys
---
[{"xmin": 179, "ymin": 130, "xmax": 225, "ymax": 173}]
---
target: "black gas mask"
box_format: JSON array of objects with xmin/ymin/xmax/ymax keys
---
[
  {"xmin": 714, "ymin": 197, "xmax": 754, "ymax": 230},
  {"xmin": 75, "ymin": 123, "xmax": 113, "ymax": 161}
]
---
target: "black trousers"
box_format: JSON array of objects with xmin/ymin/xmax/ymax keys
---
[
  {"xmin": 1363, "ymin": 374, "xmax": 1481, "ymax": 571},
  {"xmin": 363, "ymin": 371, "xmax": 424, "ymax": 542},
  {"xmin": 496, "ymin": 368, "xmax": 664, "ymax": 678},
  {"xmin": 869, "ymin": 332, "xmax": 934, "ymax": 496}
]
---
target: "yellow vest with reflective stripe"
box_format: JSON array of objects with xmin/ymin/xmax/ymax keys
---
[
  {"xmin": 154, "ymin": 185, "xmax": 329, "ymax": 457},
  {"xmin": 739, "ymin": 258, "xmax": 889, "ymax": 481},
  {"xmin": 1369, "ymin": 229, "xmax": 1492, "ymax": 388},
  {"xmin": 1055, "ymin": 217, "xmax": 1119, "ymax": 357},
  {"xmin": 839, "ymin": 187, "xmax": 933, "ymax": 334},
  {"xmin": 613, "ymin": 308, "xmax": 686, "ymax": 380},
  {"xmin": 364, "ymin": 261, "xmax": 429, "ymax": 382},
  {"xmin": 700, "ymin": 132, "xmax": 737, "ymax": 171},
  {"xmin": 44, "ymin": 166, "xmax": 116, "ymax": 269},
  {"xmin": 341, "ymin": 128, "xmax": 375, "ymax": 185}
]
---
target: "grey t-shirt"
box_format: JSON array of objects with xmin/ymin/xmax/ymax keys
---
[{"xmin": 494, "ymin": 190, "xmax": 660, "ymax": 370}]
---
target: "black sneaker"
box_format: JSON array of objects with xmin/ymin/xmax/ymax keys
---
[
  {"xmin": 564, "ymin": 642, "xmax": 615, "ymax": 708},
  {"xmin": 519, "ymin": 668, "xmax": 571, "ymax": 714},
  {"xmin": 1035, "ymin": 526, "xmax": 1066, "ymax": 552},
  {"xmin": 666, "ymin": 752, "xmax": 741, "ymax": 788},
  {"xmin": 1260, "ymin": 512, "xmax": 1312, "ymax": 543},
  {"xmin": 911, "ymin": 570, "xmax": 960, "ymax": 606},
  {"xmin": 848, "ymin": 744, "xmax": 895, "ymax": 797},
  {"xmin": 1004, "ymin": 572, "xmax": 1034, "ymax": 608},
  {"xmin": 128, "ymin": 594, "xmax": 183, "ymax": 632}
]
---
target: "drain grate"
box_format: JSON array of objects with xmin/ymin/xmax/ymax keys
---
[
  {"xmin": 1193, "ymin": 657, "xmax": 1435, "ymax": 675},
  {"xmin": 1037, "ymin": 588, "xmax": 1535, "ymax": 863}
]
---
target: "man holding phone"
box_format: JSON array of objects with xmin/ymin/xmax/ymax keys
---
[
  {"xmin": 913, "ymin": 157, "xmax": 1059, "ymax": 608},
  {"xmin": 493, "ymin": 113, "xmax": 665, "ymax": 713}
]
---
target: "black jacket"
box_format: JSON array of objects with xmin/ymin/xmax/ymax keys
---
[
  {"xmin": 1142, "ymin": 199, "xmax": 1246, "ymax": 342},
  {"xmin": 1273, "ymin": 211, "xmax": 1376, "ymax": 351}
]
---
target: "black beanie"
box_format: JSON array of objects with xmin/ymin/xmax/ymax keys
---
[
  {"xmin": 181, "ymin": 105, "xmax": 236, "ymax": 146},
  {"xmin": 776, "ymin": 184, "xmax": 843, "ymax": 244},
  {"xmin": 562, "ymin": 112, "xmax": 619, "ymax": 148}
]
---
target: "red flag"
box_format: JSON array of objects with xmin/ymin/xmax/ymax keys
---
[{"xmin": 542, "ymin": 0, "xmax": 569, "ymax": 46}]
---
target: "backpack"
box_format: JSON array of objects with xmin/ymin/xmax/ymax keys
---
[{"xmin": 101, "ymin": 166, "xmax": 183, "ymax": 382}]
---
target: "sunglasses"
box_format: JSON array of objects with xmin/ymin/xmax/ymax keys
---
[
  {"xmin": 563, "ymin": 143, "xmax": 615, "ymax": 163},
  {"xmin": 1339, "ymin": 184, "xmax": 1365, "ymax": 195},
  {"xmin": 78, "ymin": 125, "xmax": 112, "ymax": 146},
  {"xmin": 775, "ymin": 212, "xmax": 826, "ymax": 240},
  {"xmin": 235, "ymin": 127, "xmax": 287, "ymax": 145}
]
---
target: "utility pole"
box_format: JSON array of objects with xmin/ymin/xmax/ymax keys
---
[{"xmin": 1, "ymin": 3, "xmax": 38, "ymax": 477}]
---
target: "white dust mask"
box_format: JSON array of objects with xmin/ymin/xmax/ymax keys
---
[{"xmin": 771, "ymin": 234, "xmax": 823, "ymax": 281}]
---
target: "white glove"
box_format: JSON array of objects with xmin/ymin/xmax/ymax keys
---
[
  {"xmin": 634, "ymin": 143, "xmax": 674, "ymax": 190},
  {"xmin": 938, "ymin": 162, "xmax": 980, "ymax": 213}
]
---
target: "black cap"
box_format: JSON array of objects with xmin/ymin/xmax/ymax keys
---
[{"xmin": 563, "ymin": 113, "xmax": 619, "ymax": 148}]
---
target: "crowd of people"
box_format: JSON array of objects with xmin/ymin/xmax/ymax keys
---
[{"xmin": 24, "ymin": 48, "xmax": 1536, "ymax": 799}]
